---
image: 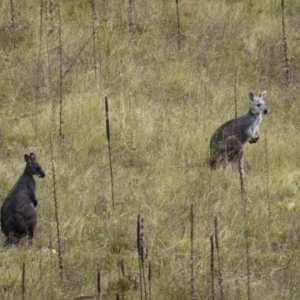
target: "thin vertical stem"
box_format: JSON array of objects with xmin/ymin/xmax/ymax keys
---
[
  {"xmin": 22, "ymin": 262, "xmax": 25, "ymax": 300},
  {"xmin": 50, "ymin": 132, "xmax": 64, "ymax": 282},
  {"xmin": 128, "ymin": 0, "xmax": 134, "ymax": 37},
  {"xmin": 244, "ymin": 228, "xmax": 251, "ymax": 300},
  {"xmin": 234, "ymin": 75, "xmax": 250, "ymax": 299},
  {"xmin": 35, "ymin": 0, "xmax": 44, "ymax": 139},
  {"xmin": 281, "ymin": 0, "xmax": 290, "ymax": 87},
  {"xmin": 9, "ymin": 0, "xmax": 15, "ymax": 48},
  {"xmin": 48, "ymin": 21, "xmax": 63, "ymax": 278},
  {"xmin": 105, "ymin": 96, "xmax": 115, "ymax": 211},
  {"xmin": 117, "ymin": 260, "xmax": 125, "ymax": 299},
  {"xmin": 137, "ymin": 215, "xmax": 148, "ymax": 300},
  {"xmin": 137, "ymin": 214, "xmax": 143, "ymax": 300},
  {"xmin": 90, "ymin": 0, "xmax": 97, "ymax": 78},
  {"xmin": 46, "ymin": 10, "xmax": 57, "ymax": 294},
  {"xmin": 214, "ymin": 217, "xmax": 224, "ymax": 299},
  {"xmin": 234, "ymin": 73, "xmax": 238, "ymax": 120},
  {"xmin": 234, "ymin": 75, "xmax": 243, "ymax": 185},
  {"xmin": 148, "ymin": 261, "xmax": 152, "ymax": 300},
  {"xmin": 97, "ymin": 264, "xmax": 101, "ymax": 299},
  {"xmin": 190, "ymin": 204, "xmax": 195, "ymax": 300},
  {"xmin": 140, "ymin": 217, "xmax": 148, "ymax": 300},
  {"xmin": 264, "ymin": 132, "xmax": 270, "ymax": 219},
  {"xmin": 234, "ymin": 74, "xmax": 244, "ymax": 179},
  {"xmin": 175, "ymin": 0, "xmax": 181, "ymax": 50},
  {"xmin": 57, "ymin": 0, "xmax": 63, "ymax": 139},
  {"xmin": 210, "ymin": 236, "xmax": 215, "ymax": 300}
]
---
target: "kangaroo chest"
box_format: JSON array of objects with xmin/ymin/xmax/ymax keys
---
[{"xmin": 246, "ymin": 115, "xmax": 262, "ymax": 136}]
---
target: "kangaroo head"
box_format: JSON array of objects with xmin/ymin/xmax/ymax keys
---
[
  {"xmin": 24, "ymin": 153, "xmax": 46, "ymax": 178},
  {"xmin": 248, "ymin": 91, "xmax": 268, "ymax": 115}
]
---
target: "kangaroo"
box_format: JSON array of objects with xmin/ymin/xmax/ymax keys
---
[
  {"xmin": 209, "ymin": 91, "xmax": 268, "ymax": 172},
  {"xmin": 1, "ymin": 153, "xmax": 45, "ymax": 246}
]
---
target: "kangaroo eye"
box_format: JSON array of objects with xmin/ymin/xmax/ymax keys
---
[{"xmin": 257, "ymin": 104, "xmax": 261, "ymax": 107}]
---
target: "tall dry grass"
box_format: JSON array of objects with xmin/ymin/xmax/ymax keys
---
[{"xmin": 0, "ymin": 0, "xmax": 300, "ymax": 299}]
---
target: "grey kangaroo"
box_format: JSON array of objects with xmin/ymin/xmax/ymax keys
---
[
  {"xmin": 209, "ymin": 91, "xmax": 268, "ymax": 172},
  {"xmin": 1, "ymin": 153, "xmax": 45, "ymax": 246}
]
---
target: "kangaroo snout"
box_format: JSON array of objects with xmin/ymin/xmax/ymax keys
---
[
  {"xmin": 264, "ymin": 109, "xmax": 268, "ymax": 114},
  {"xmin": 39, "ymin": 172, "xmax": 46, "ymax": 178}
]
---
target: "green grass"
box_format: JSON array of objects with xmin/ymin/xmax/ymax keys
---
[{"xmin": 1, "ymin": 0, "xmax": 300, "ymax": 299}]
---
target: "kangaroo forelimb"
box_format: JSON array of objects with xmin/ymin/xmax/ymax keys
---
[{"xmin": 249, "ymin": 136, "xmax": 259, "ymax": 144}]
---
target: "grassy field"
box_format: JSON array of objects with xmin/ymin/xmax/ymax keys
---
[{"xmin": 1, "ymin": 0, "xmax": 300, "ymax": 299}]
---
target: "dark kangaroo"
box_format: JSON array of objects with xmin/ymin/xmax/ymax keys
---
[{"xmin": 1, "ymin": 153, "xmax": 45, "ymax": 246}]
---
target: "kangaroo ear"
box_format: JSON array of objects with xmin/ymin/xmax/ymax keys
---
[
  {"xmin": 259, "ymin": 91, "xmax": 266, "ymax": 99},
  {"xmin": 29, "ymin": 153, "xmax": 36, "ymax": 162},
  {"xmin": 24, "ymin": 154, "xmax": 30, "ymax": 163},
  {"xmin": 248, "ymin": 92, "xmax": 254, "ymax": 101}
]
